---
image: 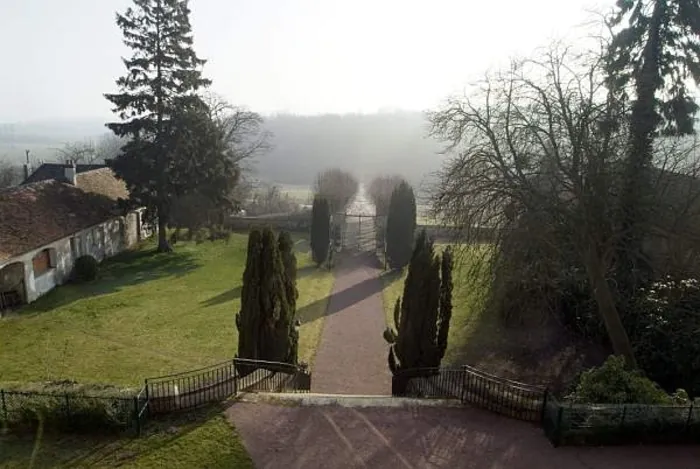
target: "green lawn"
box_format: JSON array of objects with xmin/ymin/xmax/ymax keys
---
[
  {"xmin": 0, "ymin": 406, "xmax": 253, "ymax": 469},
  {"xmin": 381, "ymin": 245, "xmax": 490, "ymax": 365},
  {"xmin": 0, "ymin": 233, "xmax": 334, "ymax": 388},
  {"xmin": 0, "ymin": 233, "xmax": 334, "ymax": 468}
]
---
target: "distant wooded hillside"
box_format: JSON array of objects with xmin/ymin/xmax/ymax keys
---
[{"xmin": 0, "ymin": 111, "xmax": 446, "ymax": 187}]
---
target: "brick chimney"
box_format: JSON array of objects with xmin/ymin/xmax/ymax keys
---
[{"xmin": 64, "ymin": 160, "xmax": 77, "ymax": 185}]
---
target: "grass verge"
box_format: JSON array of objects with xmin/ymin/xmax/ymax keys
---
[{"xmin": 0, "ymin": 406, "xmax": 253, "ymax": 469}]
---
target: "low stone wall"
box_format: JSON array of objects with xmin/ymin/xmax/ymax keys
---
[
  {"xmin": 227, "ymin": 213, "xmax": 311, "ymax": 233},
  {"xmin": 418, "ymin": 225, "xmax": 497, "ymax": 243}
]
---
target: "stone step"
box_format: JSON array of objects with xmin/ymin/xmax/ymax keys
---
[{"xmin": 238, "ymin": 392, "xmax": 462, "ymax": 408}]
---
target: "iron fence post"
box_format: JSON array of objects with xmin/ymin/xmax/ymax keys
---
[
  {"xmin": 1, "ymin": 390, "xmax": 6, "ymax": 424},
  {"xmin": 540, "ymin": 388, "xmax": 548, "ymax": 424},
  {"xmin": 685, "ymin": 402, "xmax": 694, "ymax": 432},
  {"xmin": 553, "ymin": 404, "xmax": 564, "ymax": 447},
  {"xmin": 144, "ymin": 382, "xmax": 150, "ymax": 418},
  {"xmin": 133, "ymin": 396, "xmax": 140, "ymax": 437},
  {"xmin": 619, "ymin": 404, "xmax": 627, "ymax": 429},
  {"xmin": 460, "ymin": 366, "xmax": 468, "ymax": 404},
  {"xmin": 233, "ymin": 360, "xmax": 239, "ymax": 396}
]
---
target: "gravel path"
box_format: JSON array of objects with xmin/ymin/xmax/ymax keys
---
[
  {"xmin": 312, "ymin": 252, "xmax": 391, "ymax": 395},
  {"xmin": 227, "ymin": 402, "xmax": 700, "ymax": 469}
]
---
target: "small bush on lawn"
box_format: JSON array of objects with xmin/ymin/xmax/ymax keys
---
[
  {"xmin": 567, "ymin": 355, "xmax": 675, "ymax": 405},
  {"xmin": 73, "ymin": 255, "xmax": 99, "ymax": 282},
  {"xmin": 195, "ymin": 227, "xmax": 209, "ymax": 244}
]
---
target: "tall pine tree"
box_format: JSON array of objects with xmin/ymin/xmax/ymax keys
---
[
  {"xmin": 105, "ymin": 0, "xmax": 211, "ymax": 252},
  {"xmin": 607, "ymin": 0, "xmax": 700, "ymax": 301}
]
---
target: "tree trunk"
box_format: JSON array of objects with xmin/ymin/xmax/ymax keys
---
[
  {"xmin": 583, "ymin": 244, "xmax": 637, "ymax": 368},
  {"xmin": 616, "ymin": 0, "xmax": 666, "ymax": 296},
  {"xmin": 157, "ymin": 206, "xmax": 172, "ymax": 253}
]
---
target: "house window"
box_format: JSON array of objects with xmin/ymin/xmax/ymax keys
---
[{"xmin": 32, "ymin": 248, "xmax": 56, "ymax": 277}]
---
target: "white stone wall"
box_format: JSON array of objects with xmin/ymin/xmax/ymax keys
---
[{"xmin": 0, "ymin": 210, "xmax": 143, "ymax": 305}]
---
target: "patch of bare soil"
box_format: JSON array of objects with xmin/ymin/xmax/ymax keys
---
[{"xmin": 450, "ymin": 317, "xmax": 607, "ymax": 392}]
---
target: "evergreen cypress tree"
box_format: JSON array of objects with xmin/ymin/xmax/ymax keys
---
[
  {"xmin": 384, "ymin": 230, "xmax": 454, "ymax": 373},
  {"xmin": 310, "ymin": 195, "xmax": 331, "ymax": 266},
  {"xmin": 278, "ymin": 231, "xmax": 299, "ymax": 364},
  {"xmin": 436, "ymin": 246, "xmax": 454, "ymax": 364},
  {"xmin": 236, "ymin": 229, "xmax": 263, "ymax": 363},
  {"xmin": 236, "ymin": 228, "xmax": 299, "ymax": 370},
  {"xmin": 258, "ymin": 227, "xmax": 289, "ymax": 362},
  {"xmin": 105, "ymin": 0, "xmax": 211, "ymax": 252},
  {"xmin": 386, "ymin": 181, "xmax": 417, "ymax": 269}
]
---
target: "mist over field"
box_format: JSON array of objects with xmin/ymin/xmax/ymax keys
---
[{"xmin": 0, "ymin": 111, "xmax": 444, "ymax": 187}]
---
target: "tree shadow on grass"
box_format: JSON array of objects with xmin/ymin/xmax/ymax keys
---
[
  {"xmin": 202, "ymin": 286, "xmax": 243, "ymax": 307},
  {"xmin": 200, "ymin": 265, "xmax": 320, "ymax": 309},
  {"xmin": 21, "ymin": 248, "xmax": 200, "ymax": 315}
]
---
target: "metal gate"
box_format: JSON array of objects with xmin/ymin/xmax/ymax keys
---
[{"xmin": 334, "ymin": 212, "xmax": 386, "ymax": 254}]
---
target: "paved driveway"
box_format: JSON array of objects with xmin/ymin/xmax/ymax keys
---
[{"xmin": 227, "ymin": 402, "xmax": 700, "ymax": 469}]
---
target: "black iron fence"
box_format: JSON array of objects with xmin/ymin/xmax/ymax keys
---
[
  {"xmin": 1, "ymin": 358, "xmax": 311, "ymax": 437},
  {"xmin": 146, "ymin": 360, "xmax": 237, "ymax": 414},
  {"xmin": 543, "ymin": 394, "xmax": 700, "ymax": 446},
  {"xmin": 392, "ymin": 365, "xmax": 547, "ymax": 422}
]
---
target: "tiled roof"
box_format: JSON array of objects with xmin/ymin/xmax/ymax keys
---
[
  {"xmin": 0, "ymin": 169, "xmax": 129, "ymax": 262},
  {"xmin": 23, "ymin": 163, "xmax": 108, "ymax": 185},
  {"xmin": 75, "ymin": 168, "xmax": 129, "ymax": 201}
]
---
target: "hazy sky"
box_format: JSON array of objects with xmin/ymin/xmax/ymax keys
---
[{"xmin": 0, "ymin": 0, "xmax": 612, "ymax": 122}]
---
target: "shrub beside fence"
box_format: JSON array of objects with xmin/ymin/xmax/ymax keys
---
[
  {"xmin": 0, "ymin": 389, "xmax": 137, "ymax": 435},
  {"xmin": 392, "ymin": 365, "xmax": 547, "ymax": 422},
  {"xmin": 1, "ymin": 358, "xmax": 311, "ymax": 437},
  {"xmin": 543, "ymin": 395, "xmax": 700, "ymax": 446}
]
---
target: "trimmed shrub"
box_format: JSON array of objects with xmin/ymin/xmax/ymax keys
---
[
  {"xmin": 194, "ymin": 227, "xmax": 208, "ymax": 244},
  {"xmin": 567, "ymin": 355, "xmax": 673, "ymax": 405},
  {"xmin": 1, "ymin": 382, "xmax": 135, "ymax": 434},
  {"xmin": 385, "ymin": 230, "xmax": 454, "ymax": 373},
  {"xmin": 629, "ymin": 277, "xmax": 700, "ymax": 397},
  {"xmin": 73, "ymin": 255, "xmax": 99, "ymax": 282},
  {"xmin": 236, "ymin": 228, "xmax": 299, "ymax": 371},
  {"xmin": 386, "ymin": 181, "xmax": 416, "ymax": 269},
  {"xmin": 310, "ymin": 195, "xmax": 331, "ymax": 266}
]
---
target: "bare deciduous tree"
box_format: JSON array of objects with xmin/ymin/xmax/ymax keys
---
[
  {"xmin": 368, "ymin": 174, "xmax": 405, "ymax": 215},
  {"xmin": 429, "ymin": 43, "xmax": 637, "ymax": 365},
  {"xmin": 55, "ymin": 134, "xmax": 128, "ymax": 165},
  {"xmin": 203, "ymin": 92, "xmax": 272, "ymax": 166},
  {"xmin": 314, "ymin": 168, "xmax": 358, "ymax": 213},
  {"xmin": 431, "ymin": 41, "xmax": 700, "ymax": 367},
  {"xmin": 170, "ymin": 94, "xmax": 273, "ymax": 228}
]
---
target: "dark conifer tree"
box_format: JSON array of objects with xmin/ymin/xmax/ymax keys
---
[
  {"xmin": 310, "ymin": 196, "xmax": 331, "ymax": 266},
  {"xmin": 105, "ymin": 0, "xmax": 211, "ymax": 252},
  {"xmin": 386, "ymin": 181, "xmax": 417, "ymax": 269}
]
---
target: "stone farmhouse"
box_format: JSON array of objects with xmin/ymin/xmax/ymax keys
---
[{"xmin": 0, "ymin": 161, "xmax": 149, "ymax": 311}]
